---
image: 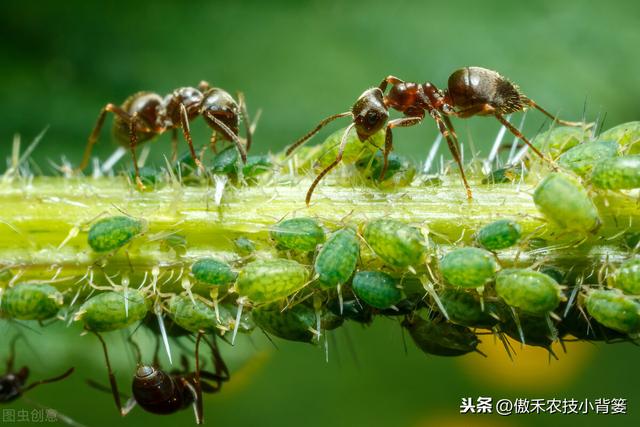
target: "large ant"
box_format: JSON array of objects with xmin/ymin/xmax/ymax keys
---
[
  {"xmin": 90, "ymin": 331, "xmax": 229, "ymax": 424},
  {"xmin": 78, "ymin": 81, "xmax": 253, "ymax": 189},
  {"xmin": 287, "ymin": 66, "xmax": 583, "ymax": 204}
]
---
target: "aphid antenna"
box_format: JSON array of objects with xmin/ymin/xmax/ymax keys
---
[
  {"xmin": 494, "ymin": 329, "xmax": 516, "ymax": 361},
  {"xmin": 260, "ymin": 328, "xmax": 279, "ymax": 350},
  {"xmin": 419, "ymin": 275, "xmax": 449, "ymax": 320}
]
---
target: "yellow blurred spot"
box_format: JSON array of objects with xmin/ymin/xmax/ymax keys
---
[{"xmin": 458, "ymin": 335, "xmax": 593, "ymax": 391}]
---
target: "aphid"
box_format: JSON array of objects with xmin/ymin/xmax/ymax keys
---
[
  {"xmin": 532, "ymin": 126, "xmax": 592, "ymax": 159},
  {"xmin": 78, "ymin": 81, "xmax": 254, "ymax": 190},
  {"xmin": 495, "ymin": 268, "xmax": 562, "ymax": 314},
  {"xmin": 127, "ymin": 166, "xmax": 163, "ymax": 190},
  {"xmin": 363, "ymin": 219, "xmax": 427, "ymax": 268},
  {"xmin": 475, "ymin": 219, "xmax": 522, "ymax": 251},
  {"xmin": 439, "ymin": 247, "xmax": 497, "ymax": 289},
  {"xmin": 559, "ymin": 304, "xmax": 627, "ymax": 342},
  {"xmin": 497, "ymin": 309, "xmax": 561, "ymax": 353},
  {"xmin": 233, "ymin": 237, "xmax": 256, "ymax": 256},
  {"xmin": 481, "ymin": 164, "xmax": 524, "ymax": 184},
  {"xmin": 622, "ymin": 232, "xmax": 640, "ymax": 251},
  {"xmin": 88, "ymin": 215, "xmax": 145, "ymax": 253},
  {"xmin": 533, "ymin": 172, "xmax": 601, "ymax": 233},
  {"xmin": 352, "ymin": 271, "xmax": 402, "ymax": 309},
  {"xmin": 314, "ymin": 227, "xmax": 359, "ymax": 289},
  {"xmin": 438, "ymin": 288, "xmax": 498, "ymax": 329},
  {"xmin": 355, "ymin": 151, "xmax": 416, "ymax": 188},
  {"xmin": 252, "ymin": 303, "xmax": 317, "ymax": 343},
  {"xmin": 585, "ymin": 289, "xmax": 640, "ymax": 334},
  {"xmin": 402, "ymin": 315, "xmax": 480, "ymax": 357},
  {"xmin": 327, "ymin": 292, "xmax": 374, "ymax": 325},
  {"xmin": 0, "ymin": 283, "xmax": 63, "ymax": 320},
  {"xmin": 597, "ymin": 121, "xmax": 640, "ymax": 154},
  {"xmin": 1, "ymin": 337, "xmax": 74, "ymax": 405},
  {"xmin": 210, "ymin": 146, "xmax": 272, "ymax": 180},
  {"xmin": 191, "ymin": 258, "xmax": 237, "ymax": 287},
  {"xmin": 168, "ymin": 294, "xmax": 221, "ymax": 334},
  {"xmin": 590, "ymin": 155, "xmax": 640, "ymax": 190},
  {"xmin": 235, "ymin": 259, "xmax": 309, "ymax": 304},
  {"xmin": 91, "ymin": 332, "xmax": 228, "ymax": 424},
  {"xmin": 269, "ymin": 217, "xmax": 325, "ymax": 252},
  {"xmin": 75, "ymin": 289, "xmax": 150, "ymax": 332},
  {"xmin": 287, "ymin": 66, "xmax": 582, "ymax": 204},
  {"xmin": 539, "ymin": 266, "xmax": 565, "ymax": 284},
  {"xmin": 612, "ymin": 259, "xmax": 640, "ymax": 295},
  {"xmin": 557, "ymin": 140, "xmax": 618, "ymax": 176}
]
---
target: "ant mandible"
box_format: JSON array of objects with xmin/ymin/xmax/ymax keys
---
[
  {"xmin": 78, "ymin": 81, "xmax": 253, "ymax": 189},
  {"xmin": 287, "ymin": 66, "xmax": 584, "ymax": 204},
  {"xmin": 1, "ymin": 336, "xmax": 75, "ymax": 404},
  {"xmin": 89, "ymin": 331, "xmax": 229, "ymax": 424}
]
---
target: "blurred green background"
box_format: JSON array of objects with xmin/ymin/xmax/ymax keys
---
[{"xmin": 1, "ymin": 0, "xmax": 639, "ymax": 426}]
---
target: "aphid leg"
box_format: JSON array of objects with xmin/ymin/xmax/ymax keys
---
[
  {"xmin": 525, "ymin": 99, "xmax": 587, "ymax": 127},
  {"xmin": 126, "ymin": 114, "xmax": 145, "ymax": 191},
  {"xmin": 285, "ymin": 112, "xmax": 351, "ymax": 156},
  {"xmin": 171, "ymin": 128, "xmax": 178, "ymax": 163},
  {"xmin": 305, "ymin": 122, "xmax": 356, "ymax": 205},
  {"xmin": 434, "ymin": 113, "xmax": 473, "ymax": 199},
  {"xmin": 93, "ymin": 332, "xmax": 126, "ymax": 415},
  {"xmin": 204, "ymin": 111, "xmax": 248, "ymax": 163},
  {"xmin": 378, "ymin": 75, "xmax": 405, "ymax": 92},
  {"xmin": 179, "ymin": 103, "xmax": 206, "ymax": 174},
  {"xmin": 22, "ymin": 367, "xmax": 74, "ymax": 393},
  {"xmin": 380, "ymin": 116, "xmax": 422, "ymax": 180},
  {"xmin": 237, "ymin": 92, "xmax": 253, "ymax": 152}
]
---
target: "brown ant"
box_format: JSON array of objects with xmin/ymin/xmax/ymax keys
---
[
  {"xmin": 78, "ymin": 81, "xmax": 253, "ymax": 189},
  {"xmin": 287, "ymin": 66, "xmax": 584, "ymax": 204},
  {"xmin": 89, "ymin": 331, "xmax": 229, "ymax": 424},
  {"xmin": 1, "ymin": 336, "xmax": 74, "ymax": 404}
]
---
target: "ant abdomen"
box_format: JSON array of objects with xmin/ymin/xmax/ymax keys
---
[{"xmin": 132, "ymin": 365, "xmax": 189, "ymax": 415}]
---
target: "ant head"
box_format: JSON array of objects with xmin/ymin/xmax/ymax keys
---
[
  {"xmin": 163, "ymin": 87, "xmax": 204, "ymax": 126},
  {"xmin": 202, "ymin": 88, "xmax": 240, "ymax": 138},
  {"xmin": 0, "ymin": 373, "xmax": 23, "ymax": 403},
  {"xmin": 352, "ymin": 88, "xmax": 388, "ymax": 141},
  {"xmin": 132, "ymin": 365, "xmax": 176, "ymax": 408}
]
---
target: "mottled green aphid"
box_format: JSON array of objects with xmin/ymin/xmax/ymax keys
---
[
  {"xmin": 270, "ymin": 217, "xmax": 325, "ymax": 252},
  {"xmin": 482, "ymin": 165, "xmax": 524, "ymax": 184},
  {"xmin": 356, "ymin": 152, "xmax": 416, "ymax": 188},
  {"xmin": 236, "ymin": 259, "xmax": 309, "ymax": 303},
  {"xmin": 76, "ymin": 289, "xmax": 149, "ymax": 332},
  {"xmin": 585, "ymin": 289, "xmax": 640, "ymax": 334},
  {"xmin": 352, "ymin": 271, "xmax": 402, "ymax": 309},
  {"xmin": 440, "ymin": 247, "xmax": 497, "ymax": 288},
  {"xmin": 1, "ymin": 283, "xmax": 63, "ymax": 320},
  {"xmin": 613, "ymin": 259, "xmax": 640, "ymax": 295},
  {"xmin": 191, "ymin": 258, "xmax": 237, "ymax": 286},
  {"xmin": 495, "ymin": 269, "xmax": 562, "ymax": 314},
  {"xmin": 439, "ymin": 288, "xmax": 497, "ymax": 328},
  {"xmin": 211, "ymin": 145, "xmax": 240, "ymax": 174},
  {"xmin": 591, "ymin": 155, "xmax": 640, "ymax": 190},
  {"xmin": 557, "ymin": 140, "xmax": 618, "ymax": 176},
  {"xmin": 533, "ymin": 172, "xmax": 601, "ymax": 233},
  {"xmin": 314, "ymin": 228, "xmax": 359, "ymax": 289},
  {"xmin": 252, "ymin": 303, "xmax": 316, "ymax": 343},
  {"xmin": 88, "ymin": 215, "xmax": 144, "ymax": 252},
  {"xmin": 168, "ymin": 294, "xmax": 218, "ymax": 333},
  {"xmin": 532, "ymin": 126, "xmax": 590, "ymax": 159},
  {"xmin": 128, "ymin": 166, "xmax": 161, "ymax": 189},
  {"xmin": 402, "ymin": 316, "xmax": 479, "ymax": 357},
  {"xmin": 597, "ymin": 121, "xmax": 640, "ymax": 154},
  {"xmin": 234, "ymin": 237, "xmax": 256, "ymax": 255},
  {"xmin": 476, "ymin": 219, "xmax": 522, "ymax": 250},
  {"xmin": 363, "ymin": 219, "xmax": 427, "ymax": 268}
]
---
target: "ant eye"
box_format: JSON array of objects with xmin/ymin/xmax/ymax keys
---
[{"xmin": 366, "ymin": 111, "xmax": 379, "ymax": 125}]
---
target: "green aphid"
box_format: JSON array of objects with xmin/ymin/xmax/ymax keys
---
[
  {"xmin": 168, "ymin": 294, "xmax": 219, "ymax": 333},
  {"xmin": 191, "ymin": 258, "xmax": 237, "ymax": 287},
  {"xmin": 597, "ymin": 121, "xmax": 640, "ymax": 154},
  {"xmin": 211, "ymin": 145, "xmax": 240, "ymax": 174},
  {"xmin": 585, "ymin": 289, "xmax": 640, "ymax": 334},
  {"xmin": 242, "ymin": 155, "xmax": 272, "ymax": 178},
  {"xmin": 498, "ymin": 310, "xmax": 560, "ymax": 350},
  {"xmin": 313, "ymin": 127, "xmax": 382, "ymax": 170},
  {"xmin": 320, "ymin": 310, "xmax": 344, "ymax": 331},
  {"xmin": 482, "ymin": 165, "xmax": 524, "ymax": 184},
  {"xmin": 440, "ymin": 247, "xmax": 497, "ymax": 289},
  {"xmin": 476, "ymin": 219, "xmax": 522, "ymax": 250},
  {"xmin": 159, "ymin": 234, "xmax": 187, "ymax": 255},
  {"xmin": 270, "ymin": 217, "xmax": 325, "ymax": 252},
  {"xmin": 0, "ymin": 283, "xmax": 63, "ymax": 321},
  {"xmin": 314, "ymin": 227, "xmax": 359, "ymax": 289},
  {"xmin": 533, "ymin": 172, "xmax": 601, "ymax": 233},
  {"xmin": 402, "ymin": 316, "xmax": 480, "ymax": 357},
  {"xmin": 439, "ymin": 288, "xmax": 498, "ymax": 329},
  {"xmin": 88, "ymin": 215, "xmax": 145, "ymax": 253},
  {"xmin": 76, "ymin": 289, "xmax": 150, "ymax": 332},
  {"xmin": 363, "ymin": 219, "xmax": 427, "ymax": 268},
  {"xmin": 613, "ymin": 259, "xmax": 640, "ymax": 295},
  {"xmin": 128, "ymin": 166, "xmax": 162, "ymax": 189},
  {"xmin": 235, "ymin": 259, "xmax": 309, "ymax": 304},
  {"xmin": 356, "ymin": 152, "xmax": 416, "ymax": 188},
  {"xmin": 495, "ymin": 269, "xmax": 562, "ymax": 314},
  {"xmin": 252, "ymin": 303, "xmax": 316, "ymax": 343},
  {"xmin": 532, "ymin": 126, "xmax": 590, "ymax": 159},
  {"xmin": 557, "ymin": 140, "xmax": 618, "ymax": 176},
  {"xmin": 591, "ymin": 155, "xmax": 640, "ymax": 190},
  {"xmin": 234, "ymin": 237, "xmax": 256, "ymax": 255},
  {"xmin": 352, "ymin": 271, "xmax": 402, "ymax": 309}
]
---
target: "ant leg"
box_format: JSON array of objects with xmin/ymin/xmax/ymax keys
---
[
  {"xmin": 378, "ymin": 75, "xmax": 405, "ymax": 92},
  {"xmin": 204, "ymin": 112, "xmax": 248, "ymax": 163},
  {"xmin": 178, "ymin": 103, "xmax": 205, "ymax": 173},
  {"xmin": 6, "ymin": 335, "xmax": 20, "ymax": 372},
  {"xmin": 78, "ymin": 104, "xmax": 133, "ymax": 172},
  {"xmin": 127, "ymin": 114, "xmax": 145, "ymax": 191},
  {"xmin": 524, "ymin": 99, "xmax": 587, "ymax": 127},
  {"xmin": 210, "ymin": 132, "xmax": 218, "ymax": 154},
  {"xmin": 285, "ymin": 112, "xmax": 352, "ymax": 156},
  {"xmin": 306, "ymin": 122, "xmax": 355, "ymax": 205},
  {"xmin": 22, "ymin": 367, "xmax": 74, "ymax": 393},
  {"xmin": 127, "ymin": 335, "xmax": 142, "ymax": 365},
  {"xmin": 493, "ymin": 112, "xmax": 551, "ymax": 162},
  {"xmin": 237, "ymin": 92, "xmax": 253, "ymax": 152},
  {"xmin": 202, "ymin": 335, "xmax": 230, "ymax": 383},
  {"xmin": 379, "ymin": 117, "xmax": 422, "ymax": 180},
  {"xmin": 171, "ymin": 128, "xmax": 179, "ymax": 163},
  {"xmin": 434, "ymin": 114, "xmax": 473, "ymax": 199},
  {"xmin": 92, "ymin": 332, "xmax": 126, "ymax": 416}
]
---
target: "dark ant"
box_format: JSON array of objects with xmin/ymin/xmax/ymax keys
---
[
  {"xmin": 1, "ymin": 336, "xmax": 74, "ymax": 404},
  {"xmin": 78, "ymin": 81, "xmax": 253, "ymax": 189},
  {"xmin": 287, "ymin": 66, "xmax": 584, "ymax": 204},
  {"xmin": 89, "ymin": 331, "xmax": 229, "ymax": 424}
]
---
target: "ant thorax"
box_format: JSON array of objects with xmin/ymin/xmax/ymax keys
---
[{"xmin": 161, "ymin": 87, "xmax": 204, "ymax": 126}]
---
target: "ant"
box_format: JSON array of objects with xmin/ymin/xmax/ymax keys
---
[
  {"xmin": 89, "ymin": 331, "xmax": 229, "ymax": 424},
  {"xmin": 287, "ymin": 66, "xmax": 584, "ymax": 204},
  {"xmin": 78, "ymin": 81, "xmax": 254, "ymax": 189},
  {"xmin": 1, "ymin": 336, "xmax": 75, "ymax": 404}
]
